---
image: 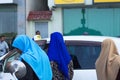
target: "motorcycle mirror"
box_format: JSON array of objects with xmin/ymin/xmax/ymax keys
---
[{"xmin": 6, "ymin": 60, "xmax": 26, "ymax": 79}]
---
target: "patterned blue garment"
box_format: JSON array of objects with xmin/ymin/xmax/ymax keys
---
[
  {"xmin": 47, "ymin": 32, "xmax": 72, "ymax": 79},
  {"xmin": 12, "ymin": 35, "xmax": 52, "ymax": 80}
]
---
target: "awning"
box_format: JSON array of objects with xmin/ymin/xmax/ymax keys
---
[{"xmin": 27, "ymin": 11, "xmax": 52, "ymax": 21}]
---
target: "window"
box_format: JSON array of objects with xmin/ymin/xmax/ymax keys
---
[
  {"xmin": 0, "ymin": 4, "xmax": 17, "ymax": 34},
  {"xmin": 42, "ymin": 40, "xmax": 101, "ymax": 69},
  {"xmin": 35, "ymin": 22, "xmax": 48, "ymax": 38},
  {"xmin": 66, "ymin": 41, "xmax": 101, "ymax": 69}
]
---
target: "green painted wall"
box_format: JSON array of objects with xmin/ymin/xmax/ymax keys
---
[{"xmin": 63, "ymin": 8, "xmax": 120, "ymax": 37}]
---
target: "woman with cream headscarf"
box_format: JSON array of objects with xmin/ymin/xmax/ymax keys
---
[{"xmin": 95, "ymin": 39, "xmax": 120, "ymax": 80}]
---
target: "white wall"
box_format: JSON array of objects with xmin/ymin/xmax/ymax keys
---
[
  {"xmin": 46, "ymin": 0, "xmax": 63, "ymax": 36},
  {"xmin": 26, "ymin": 0, "xmax": 63, "ymax": 38},
  {"xmin": 48, "ymin": 0, "xmax": 55, "ymax": 10},
  {"xmin": 48, "ymin": 8, "xmax": 63, "ymax": 37},
  {"xmin": 26, "ymin": 0, "xmax": 41, "ymax": 37}
]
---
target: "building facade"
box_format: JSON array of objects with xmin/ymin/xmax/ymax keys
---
[
  {"xmin": 0, "ymin": 0, "xmax": 26, "ymax": 36},
  {"xmin": 47, "ymin": 0, "xmax": 120, "ymax": 37},
  {"xmin": 0, "ymin": 0, "xmax": 48, "ymax": 38},
  {"xmin": 1, "ymin": 0, "xmax": 120, "ymax": 39}
]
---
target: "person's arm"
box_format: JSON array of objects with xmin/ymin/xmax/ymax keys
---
[
  {"xmin": 6, "ymin": 48, "xmax": 9, "ymax": 53},
  {"xmin": 2, "ymin": 49, "xmax": 17, "ymax": 60},
  {"xmin": 4, "ymin": 41, "xmax": 9, "ymax": 53}
]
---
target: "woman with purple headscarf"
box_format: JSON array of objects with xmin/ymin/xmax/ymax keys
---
[{"xmin": 47, "ymin": 32, "xmax": 74, "ymax": 80}]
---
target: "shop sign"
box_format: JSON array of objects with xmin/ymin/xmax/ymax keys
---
[
  {"xmin": 55, "ymin": 0, "xmax": 84, "ymax": 4},
  {"xmin": 94, "ymin": 0, "xmax": 120, "ymax": 3}
]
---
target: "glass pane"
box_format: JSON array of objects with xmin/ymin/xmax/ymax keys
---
[
  {"xmin": 67, "ymin": 45, "xmax": 101, "ymax": 69},
  {"xmin": 63, "ymin": 8, "xmax": 120, "ymax": 37},
  {"xmin": 35, "ymin": 22, "xmax": 48, "ymax": 38},
  {"xmin": 0, "ymin": 5, "xmax": 17, "ymax": 34}
]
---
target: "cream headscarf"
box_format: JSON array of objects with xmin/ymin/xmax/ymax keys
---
[{"xmin": 95, "ymin": 39, "xmax": 120, "ymax": 80}]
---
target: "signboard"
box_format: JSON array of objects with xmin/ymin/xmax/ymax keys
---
[
  {"xmin": 0, "ymin": 0, "xmax": 13, "ymax": 4},
  {"xmin": 55, "ymin": 0, "xmax": 84, "ymax": 4},
  {"xmin": 94, "ymin": 0, "xmax": 120, "ymax": 3}
]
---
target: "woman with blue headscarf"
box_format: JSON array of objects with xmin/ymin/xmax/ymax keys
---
[
  {"xmin": 3, "ymin": 35, "xmax": 52, "ymax": 80},
  {"xmin": 47, "ymin": 32, "xmax": 74, "ymax": 80}
]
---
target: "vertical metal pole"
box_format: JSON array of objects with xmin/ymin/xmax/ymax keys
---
[{"xmin": 81, "ymin": 8, "xmax": 85, "ymax": 28}]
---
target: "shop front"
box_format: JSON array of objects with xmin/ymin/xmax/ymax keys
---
[{"xmin": 48, "ymin": 0, "xmax": 120, "ymax": 37}]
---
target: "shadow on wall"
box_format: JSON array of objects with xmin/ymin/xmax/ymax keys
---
[{"xmin": 64, "ymin": 27, "xmax": 103, "ymax": 36}]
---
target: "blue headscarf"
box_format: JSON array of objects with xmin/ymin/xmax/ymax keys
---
[
  {"xmin": 12, "ymin": 35, "xmax": 52, "ymax": 80},
  {"xmin": 47, "ymin": 32, "xmax": 71, "ymax": 79}
]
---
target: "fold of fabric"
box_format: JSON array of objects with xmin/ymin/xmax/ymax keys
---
[
  {"xmin": 12, "ymin": 35, "xmax": 52, "ymax": 80},
  {"xmin": 95, "ymin": 39, "xmax": 120, "ymax": 80}
]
